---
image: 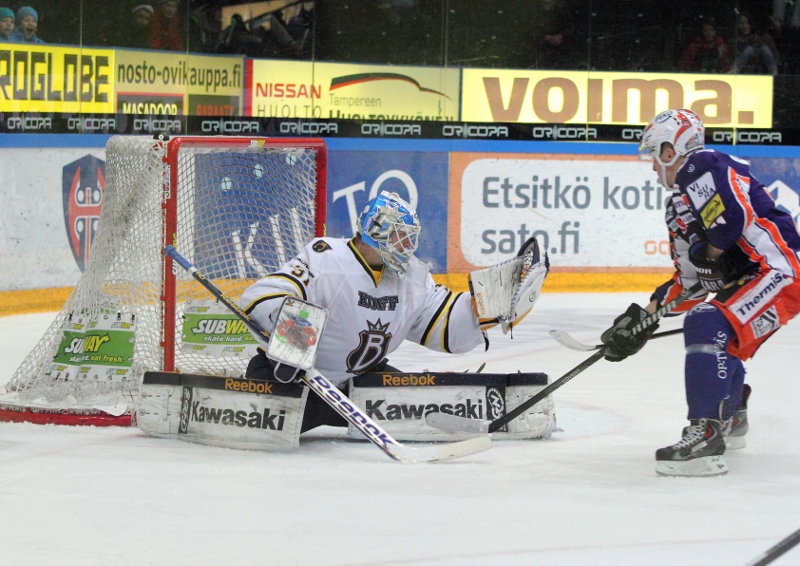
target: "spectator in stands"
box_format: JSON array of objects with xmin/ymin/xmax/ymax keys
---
[
  {"xmin": 771, "ymin": 0, "xmax": 800, "ymax": 73},
  {"xmin": 0, "ymin": 7, "xmax": 14, "ymax": 41},
  {"xmin": 731, "ymin": 11, "xmax": 780, "ymax": 75},
  {"xmin": 216, "ymin": 13, "xmax": 262, "ymax": 56},
  {"xmin": 255, "ymin": 11, "xmax": 306, "ymax": 57},
  {"xmin": 286, "ymin": 3, "xmax": 312, "ymax": 45},
  {"xmin": 679, "ymin": 18, "xmax": 730, "ymax": 73},
  {"xmin": 10, "ymin": 6, "xmax": 45, "ymax": 44},
  {"xmin": 118, "ymin": 4, "xmax": 154, "ymax": 49},
  {"xmin": 187, "ymin": 2, "xmax": 223, "ymax": 53},
  {"xmin": 216, "ymin": 10, "xmax": 305, "ymax": 58},
  {"xmin": 527, "ymin": 0, "xmax": 582, "ymax": 70},
  {"xmin": 150, "ymin": 0, "xmax": 183, "ymax": 51}
]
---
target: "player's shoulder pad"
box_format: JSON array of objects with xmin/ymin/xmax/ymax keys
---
[
  {"xmin": 687, "ymin": 148, "xmax": 727, "ymax": 171},
  {"xmin": 302, "ymin": 237, "xmax": 355, "ymax": 274},
  {"xmin": 311, "ymin": 238, "xmax": 334, "ymax": 253}
]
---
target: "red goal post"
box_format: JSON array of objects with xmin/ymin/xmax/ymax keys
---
[{"xmin": 1, "ymin": 136, "xmax": 327, "ymax": 426}]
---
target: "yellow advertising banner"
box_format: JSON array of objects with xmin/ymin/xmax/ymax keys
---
[
  {"xmin": 462, "ymin": 69, "xmax": 773, "ymax": 127},
  {"xmin": 0, "ymin": 45, "xmax": 115, "ymax": 113},
  {"xmin": 115, "ymin": 50, "xmax": 245, "ymax": 116},
  {"xmin": 247, "ymin": 60, "xmax": 460, "ymax": 120}
]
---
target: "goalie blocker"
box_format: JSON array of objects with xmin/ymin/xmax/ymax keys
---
[{"xmin": 136, "ymin": 370, "xmax": 554, "ymax": 449}]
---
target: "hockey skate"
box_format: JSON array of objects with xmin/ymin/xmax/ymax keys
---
[
  {"xmin": 723, "ymin": 384, "xmax": 751, "ymax": 450},
  {"xmin": 655, "ymin": 418, "xmax": 728, "ymax": 477}
]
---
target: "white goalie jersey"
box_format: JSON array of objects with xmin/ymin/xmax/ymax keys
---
[{"xmin": 240, "ymin": 237, "xmax": 486, "ymax": 386}]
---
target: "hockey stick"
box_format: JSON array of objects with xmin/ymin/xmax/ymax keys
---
[
  {"xmin": 428, "ymin": 349, "xmax": 606, "ymax": 434},
  {"xmin": 429, "ymin": 282, "xmax": 703, "ymax": 435},
  {"xmin": 549, "ymin": 327, "xmax": 684, "ymax": 352},
  {"xmin": 164, "ymin": 245, "xmax": 491, "ymax": 463},
  {"xmin": 547, "ymin": 282, "xmax": 702, "ymax": 351},
  {"xmin": 744, "ymin": 527, "xmax": 800, "ymax": 566}
]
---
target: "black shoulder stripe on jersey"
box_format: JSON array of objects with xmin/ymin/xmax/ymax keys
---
[
  {"xmin": 442, "ymin": 292, "xmax": 468, "ymax": 353},
  {"xmin": 348, "ymin": 239, "xmax": 381, "ymax": 286},
  {"xmin": 271, "ymin": 273, "xmax": 307, "ymax": 299},
  {"xmin": 241, "ymin": 273, "xmax": 307, "ymax": 314},
  {"xmin": 420, "ymin": 289, "xmax": 453, "ymax": 350},
  {"xmin": 243, "ymin": 291, "xmax": 293, "ymax": 315}
]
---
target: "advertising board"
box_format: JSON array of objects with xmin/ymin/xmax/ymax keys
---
[
  {"xmin": 448, "ymin": 152, "xmax": 673, "ymax": 273},
  {"xmin": 115, "ymin": 50, "xmax": 244, "ymax": 116},
  {"xmin": 247, "ymin": 59, "xmax": 460, "ymax": 121},
  {"xmin": 0, "ymin": 45, "xmax": 114, "ymax": 113},
  {"xmin": 461, "ymin": 70, "xmax": 773, "ymax": 127}
]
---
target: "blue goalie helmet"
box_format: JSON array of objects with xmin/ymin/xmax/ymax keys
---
[{"xmin": 357, "ymin": 191, "xmax": 421, "ymax": 276}]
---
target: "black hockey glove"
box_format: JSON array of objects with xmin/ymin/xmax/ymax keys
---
[
  {"xmin": 600, "ymin": 303, "xmax": 659, "ymax": 362},
  {"xmin": 689, "ymin": 242, "xmax": 726, "ymax": 293}
]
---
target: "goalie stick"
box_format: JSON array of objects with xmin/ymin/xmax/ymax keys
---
[
  {"xmin": 744, "ymin": 527, "xmax": 800, "ymax": 566},
  {"xmin": 164, "ymin": 245, "xmax": 491, "ymax": 463},
  {"xmin": 428, "ymin": 282, "xmax": 703, "ymax": 435},
  {"xmin": 549, "ymin": 328, "xmax": 684, "ymax": 352}
]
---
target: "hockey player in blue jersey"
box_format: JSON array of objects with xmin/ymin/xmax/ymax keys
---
[{"xmin": 601, "ymin": 109, "xmax": 800, "ymax": 476}]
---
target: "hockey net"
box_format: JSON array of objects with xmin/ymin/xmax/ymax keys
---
[{"xmin": 1, "ymin": 136, "xmax": 327, "ymax": 426}]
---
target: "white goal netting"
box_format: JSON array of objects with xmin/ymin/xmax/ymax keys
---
[{"xmin": 2, "ymin": 136, "xmax": 326, "ymax": 424}]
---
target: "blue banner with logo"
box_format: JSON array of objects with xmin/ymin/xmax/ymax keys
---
[
  {"xmin": 748, "ymin": 157, "xmax": 800, "ymax": 226},
  {"xmin": 326, "ymin": 150, "xmax": 449, "ymax": 272}
]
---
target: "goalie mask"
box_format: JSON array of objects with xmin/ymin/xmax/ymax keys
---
[
  {"xmin": 358, "ymin": 191, "xmax": 421, "ymax": 277},
  {"xmin": 640, "ymin": 109, "xmax": 705, "ymax": 189}
]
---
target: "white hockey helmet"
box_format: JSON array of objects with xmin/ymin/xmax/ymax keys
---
[
  {"xmin": 357, "ymin": 191, "xmax": 421, "ymax": 277},
  {"xmin": 640, "ymin": 109, "xmax": 705, "ymax": 188}
]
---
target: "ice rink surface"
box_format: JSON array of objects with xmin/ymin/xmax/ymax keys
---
[{"xmin": 2, "ymin": 292, "xmax": 800, "ymax": 566}]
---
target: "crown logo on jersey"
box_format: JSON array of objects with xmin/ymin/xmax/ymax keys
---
[{"xmin": 367, "ymin": 319, "xmax": 390, "ymax": 333}]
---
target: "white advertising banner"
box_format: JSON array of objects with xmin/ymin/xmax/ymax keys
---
[
  {"xmin": 0, "ymin": 147, "xmax": 105, "ymax": 290},
  {"xmin": 448, "ymin": 152, "xmax": 673, "ymax": 271}
]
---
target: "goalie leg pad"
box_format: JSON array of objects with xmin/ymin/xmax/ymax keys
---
[
  {"xmin": 137, "ymin": 372, "xmax": 307, "ymax": 450},
  {"xmin": 502, "ymin": 373, "xmax": 556, "ymax": 438},
  {"xmin": 348, "ymin": 371, "xmax": 554, "ymax": 441}
]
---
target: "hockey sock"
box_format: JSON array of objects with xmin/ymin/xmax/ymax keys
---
[{"xmin": 683, "ymin": 304, "xmax": 745, "ymax": 420}]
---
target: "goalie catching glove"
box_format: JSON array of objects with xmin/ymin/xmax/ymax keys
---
[
  {"xmin": 600, "ymin": 303, "xmax": 659, "ymax": 362},
  {"xmin": 469, "ymin": 237, "xmax": 549, "ymax": 334}
]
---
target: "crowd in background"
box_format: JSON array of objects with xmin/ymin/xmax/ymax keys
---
[
  {"xmin": 0, "ymin": 6, "xmax": 44, "ymax": 43},
  {"xmin": 1, "ymin": 0, "xmax": 799, "ymax": 75}
]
